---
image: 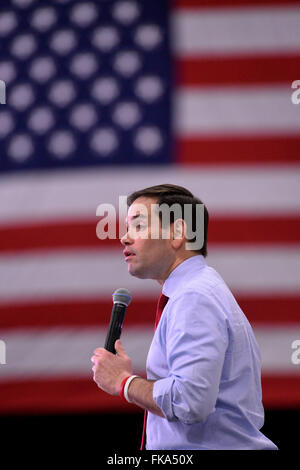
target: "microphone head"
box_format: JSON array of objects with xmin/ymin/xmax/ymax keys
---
[{"xmin": 112, "ymin": 288, "xmax": 132, "ymax": 307}]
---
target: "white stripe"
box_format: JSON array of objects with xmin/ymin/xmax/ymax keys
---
[
  {"xmin": 175, "ymin": 86, "xmax": 300, "ymax": 135},
  {"xmin": 0, "ymin": 250, "xmax": 160, "ymax": 303},
  {"xmin": 0, "ymin": 247, "xmax": 300, "ymax": 304},
  {"xmin": 208, "ymin": 246, "xmax": 300, "ymax": 294},
  {"xmin": 1, "ymin": 166, "xmax": 300, "ymax": 224},
  {"xmin": 0, "ymin": 327, "xmax": 153, "ymax": 380},
  {"xmin": 255, "ymin": 326, "xmax": 300, "ymax": 373},
  {"xmin": 0, "ymin": 326, "xmax": 299, "ymax": 381},
  {"xmin": 173, "ymin": 7, "xmax": 300, "ymax": 56}
]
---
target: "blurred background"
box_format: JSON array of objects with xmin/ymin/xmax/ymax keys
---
[{"xmin": 0, "ymin": 0, "xmax": 300, "ymax": 453}]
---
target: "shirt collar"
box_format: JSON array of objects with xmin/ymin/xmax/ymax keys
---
[{"xmin": 162, "ymin": 255, "xmax": 206, "ymax": 298}]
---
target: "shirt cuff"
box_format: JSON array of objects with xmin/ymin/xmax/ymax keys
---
[{"xmin": 153, "ymin": 376, "xmax": 177, "ymax": 421}]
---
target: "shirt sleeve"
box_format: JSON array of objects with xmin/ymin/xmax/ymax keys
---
[{"xmin": 153, "ymin": 289, "xmax": 229, "ymax": 424}]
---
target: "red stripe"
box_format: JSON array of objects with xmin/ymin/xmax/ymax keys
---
[
  {"xmin": 1, "ymin": 214, "xmax": 300, "ymax": 253},
  {"xmin": 0, "ymin": 297, "xmax": 157, "ymax": 329},
  {"xmin": 262, "ymin": 374, "xmax": 300, "ymax": 408},
  {"xmin": 0, "ymin": 374, "xmax": 298, "ymax": 414},
  {"xmin": 177, "ymin": 136, "xmax": 300, "ymax": 164},
  {"xmin": 210, "ymin": 215, "xmax": 300, "ymax": 244},
  {"xmin": 240, "ymin": 296, "xmax": 300, "ymax": 325},
  {"xmin": 0, "ymin": 376, "xmax": 144, "ymax": 415},
  {"xmin": 173, "ymin": 0, "xmax": 300, "ymax": 9},
  {"xmin": 0, "ymin": 295, "xmax": 299, "ymax": 329},
  {"xmin": 176, "ymin": 55, "xmax": 300, "ymax": 86},
  {"xmin": 0, "ymin": 219, "xmax": 101, "ymax": 253}
]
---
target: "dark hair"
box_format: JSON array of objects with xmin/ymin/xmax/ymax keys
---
[{"xmin": 127, "ymin": 184, "xmax": 209, "ymax": 257}]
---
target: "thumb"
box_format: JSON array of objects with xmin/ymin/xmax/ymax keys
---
[{"xmin": 115, "ymin": 339, "xmax": 126, "ymax": 357}]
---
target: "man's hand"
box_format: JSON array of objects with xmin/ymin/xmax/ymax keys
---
[{"xmin": 91, "ymin": 339, "xmax": 133, "ymax": 395}]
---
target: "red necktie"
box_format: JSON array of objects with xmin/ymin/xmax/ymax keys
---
[{"xmin": 140, "ymin": 293, "xmax": 169, "ymax": 450}]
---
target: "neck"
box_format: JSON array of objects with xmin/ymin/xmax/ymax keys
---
[{"xmin": 157, "ymin": 252, "xmax": 198, "ymax": 285}]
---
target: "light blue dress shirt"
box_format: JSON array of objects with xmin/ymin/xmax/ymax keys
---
[{"xmin": 146, "ymin": 255, "xmax": 278, "ymax": 450}]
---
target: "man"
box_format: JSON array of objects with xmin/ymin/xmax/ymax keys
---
[{"xmin": 91, "ymin": 184, "xmax": 278, "ymax": 450}]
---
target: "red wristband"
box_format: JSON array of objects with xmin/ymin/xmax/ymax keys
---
[{"xmin": 120, "ymin": 375, "xmax": 131, "ymax": 403}]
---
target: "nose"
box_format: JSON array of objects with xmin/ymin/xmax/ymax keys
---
[{"xmin": 120, "ymin": 229, "xmax": 134, "ymax": 246}]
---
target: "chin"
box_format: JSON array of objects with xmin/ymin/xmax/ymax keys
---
[
  {"xmin": 128, "ymin": 264, "xmax": 149, "ymax": 279},
  {"xmin": 128, "ymin": 269, "xmax": 147, "ymax": 279}
]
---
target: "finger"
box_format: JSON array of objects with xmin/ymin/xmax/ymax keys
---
[
  {"xmin": 115, "ymin": 339, "xmax": 126, "ymax": 356},
  {"xmin": 91, "ymin": 355, "xmax": 100, "ymax": 362},
  {"xmin": 93, "ymin": 347, "xmax": 104, "ymax": 355}
]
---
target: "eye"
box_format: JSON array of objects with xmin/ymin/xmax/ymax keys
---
[{"xmin": 128, "ymin": 220, "xmax": 147, "ymax": 232}]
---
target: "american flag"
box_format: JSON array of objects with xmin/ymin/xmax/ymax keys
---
[{"xmin": 0, "ymin": 0, "xmax": 300, "ymax": 415}]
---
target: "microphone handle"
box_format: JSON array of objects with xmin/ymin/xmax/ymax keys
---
[{"xmin": 104, "ymin": 303, "xmax": 126, "ymax": 354}]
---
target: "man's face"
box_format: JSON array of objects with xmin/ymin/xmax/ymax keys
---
[{"xmin": 121, "ymin": 196, "xmax": 175, "ymax": 281}]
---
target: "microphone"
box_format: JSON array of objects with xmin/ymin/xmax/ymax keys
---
[{"xmin": 104, "ymin": 288, "xmax": 132, "ymax": 354}]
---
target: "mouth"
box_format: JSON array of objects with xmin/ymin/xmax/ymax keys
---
[{"xmin": 124, "ymin": 251, "xmax": 136, "ymax": 262}]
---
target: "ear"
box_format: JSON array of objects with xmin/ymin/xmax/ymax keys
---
[{"xmin": 171, "ymin": 219, "xmax": 186, "ymax": 249}]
